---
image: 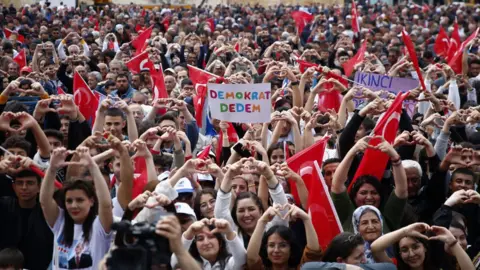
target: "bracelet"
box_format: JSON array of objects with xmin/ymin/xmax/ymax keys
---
[
  {"xmin": 248, "ymin": 184, "xmax": 256, "ymax": 188},
  {"xmin": 391, "ymin": 158, "xmax": 402, "ymax": 166},
  {"xmin": 290, "ymin": 81, "xmax": 299, "ymax": 86},
  {"xmin": 268, "ymin": 182, "xmax": 280, "ymax": 190}
]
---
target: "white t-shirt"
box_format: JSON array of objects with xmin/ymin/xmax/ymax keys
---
[{"xmin": 50, "ymin": 208, "xmax": 113, "ymax": 270}]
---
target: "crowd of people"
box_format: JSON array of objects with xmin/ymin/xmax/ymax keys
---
[{"xmin": 1, "ymin": 1, "xmax": 480, "ymax": 269}]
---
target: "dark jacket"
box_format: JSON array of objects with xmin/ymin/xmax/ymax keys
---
[{"xmin": 0, "ymin": 197, "xmax": 53, "ymax": 270}]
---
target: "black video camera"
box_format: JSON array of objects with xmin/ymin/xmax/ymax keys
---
[{"xmin": 106, "ymin": 221, "xmax": 172, "ymax": 270}]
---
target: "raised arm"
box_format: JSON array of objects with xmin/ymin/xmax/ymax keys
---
[
  {"xmin": 116, "ymin": 100, "xmax": 138, "ymax": 141},
  {"xmin": 92, "ymin": 98, "xmax": 112, "ymax": 134},
  {"xmin": 375, "ymin": 137, "xmax": 408, "ymax": 199},
  {"xmin": 17, "ymin": 112, "xmax": 51, "ymax": 158},
  {"xmin": 155, "ymin": 216, "xmax": 202, "ymax": 270},
  {"xmin": 246, "ymin": 207, "xmax": 281, "ymax": 266},
  {"xmin": 110, "ymin": 136, "xmax": 134, "ymax": 211},
  {"xmin": 331, "ymin": 137, "xmax": 369, "ymax": 194},
  {"xmin": 282, "ymin": 163, "xmax": 308, "ymax": 209},
  {"xmin": 132, "ymin": 139, "xmax": 157, "ymax": 183},
  {"xmin": 77, "ymin": 146, "xmax": 113, "ymax": 232},
  {"xmin": 371, "ymin": 222, "xmax": 430, "ymax": 263},
  {"xmin": 40, "ymin": 148, "xmax": 72, "ymax": 227},
  {"xmin": 430, "ymin": 226, "xmax": 475, "ymax": 270}
]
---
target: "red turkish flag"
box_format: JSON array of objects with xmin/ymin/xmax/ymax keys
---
[
  {"xmin": 434, "ymin": 27, "xmax": 450, "ymax": 58},
  {"xmin": 297, "ymin": 60, "xmax": 348, "ymax": 87},
  {"xmin": 206, "ymin": 18, "xmax": 215, "ymax": 32},
  {"xmin": 73, "ymin": 71, "xmax": 98, "ymax": 126},
  {"xmin": 13, "ymin": 49, "xmax": 26, "ymax": 69},
  {"xmin": 188, "ymin": 64, "xmax": 221, "ymax": 127},
  {"xmin": 151, "ymin": 63, "xmax": 168, "ymax": 100},
  {"xmin": 351, "ymin": 1, "xmax": 360, "ymax": 34},
  {"xmin": 286, "ymin": 136, "xmax": 328, "ymax": 206},
  {"xmin": 57, "ymin": 86, "xmax": 66, "ymax": 95},
  {"xmin": 349, "ymin": 92, "xmax": 408, "ymax": 191},
  {"xmin": 131, "ymin": 25, "xmax": 153, "ymax": 52},
  {"xmin": 401, "ymin": 29, "xmax": 426, "ymax": 91},
  {"xmin": 343, "ymin": 40, "xmax": 367, "ymax": 77},
  {"xmin": 132, "ymin": 157, "xmax": 148, "ymax": 199},
  {"xmin": 448, "ymin": 28, "xmax": 479, "ymax": 74},
  {"xmin": 4, "ymin": 28, "xmax": 24, "ymax": 43},
  {"xmin": 446, "ymin": 21, "xmax": 461, "ymax": 62},
  {"xmin": 197, "ymin": 145, "xmax": 212, "ymax": 160},
  {"xmin": 308, "ymin": 159, "xmax": 343, "ymax": 250},
  {"xmin": 216, "ymin": 122, "xmax": 238, "ymax": 165},
  {"xmin": 125, "ymin": 51, "xmax": 149, "ymax": 74},
  {"xmin": 287, "ymin": 135, "xmax": 343, "ymax": 250},
  {"xmin": 291, "ymin": 11, "xmax": 314, "ymax": 34}
]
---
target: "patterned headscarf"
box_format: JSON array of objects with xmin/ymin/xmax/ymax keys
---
[{"xmin": 352, "ymin": 205, "xmax": 384, "ymax": 264}]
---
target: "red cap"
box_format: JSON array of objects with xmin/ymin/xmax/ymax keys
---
[{"xmin": 20, "ymin": 66, "xmax": 32, "ymax": 73}]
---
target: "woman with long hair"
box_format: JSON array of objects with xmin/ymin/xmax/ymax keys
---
[
  {"xmin": 246, "ymin": 205, "xmax": 322, "ymax": 269},
  {"xmin": 170, "ymin": 218, "xmax": 246, "ymax": 269},
  {"xmin": 331, "ymin": 136, "xmax": 408, "ymax": 234},
  {"xmin": 371, "ymin": 222, "xmax": 475, "ymax": 270},
  {"xmin": 214, "ymin": 158, "xmax": 289, "ymax": 248},
  {"xmin": 194, "ymin": 188, "xmax": 217, "ymax": 219},
  {"xmin": 40, "ymin": 147, "xmax": 113, "ymax": 270}
]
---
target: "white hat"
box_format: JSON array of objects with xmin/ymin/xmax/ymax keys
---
[
  {"xmin": 157, "ymin": 171, "xmax": 170, "ymax": 181},
  {"xmin": 174, "ymin": 178, "xmax": 194, "ymax": 193},
  {"xmin": 175, "ymin": 202, "xmax": 197, "ymax": 220}
]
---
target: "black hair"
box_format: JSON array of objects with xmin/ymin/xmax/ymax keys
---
[
  {"xmin": 0, "ymin": 248, "xmax": 24, "ymax": 269},
  {"xmin": 116, "ymin": 73, "xmax": 129, "ymax": 81},
  {"xmin": 180, "ymin": 79, "xmax": 193, "ymax": 88},
  {"xmin": 44, "ymin": 129, "xmax": 64, "ymax": 142},
  {"xmin": 470, "ymin": 58, "xmax": 480, "ymax": 66},
  {"xmin": 59, "ymin": 179, "xmax": 98, "ymax": 247},
  {"xmin": 451, "ymin": 168, "xmax": 476, "ymax": 187},
  {"xmin": 323, "ymin": 158, "xmax": 341, "ymax": 169},
  {"xmin": 267, "ymin": 142, "xmax": 284, "ymax": 164},
  {"xmin": 259, "ymin": 225, "xmax": 303, "ymax": 268},
  {"xmin": 322, "ymin": 232, "xmax": 365, "ymax": 263},
  {"xmin": 394, "ymin": 236, "xmax": 434, "ymax": 270},
  {"xmin": 193, "ymin": 188, "xmax": 217, "ymax": 219},
  {"xmin": 337, "ymin": 50, "xmax": 350, "ymax": 58},
  {"xmin": 1, "ymin": 135, "xmax": 31, "ymax": 156},
  {"xmin": 158, "ymin": 113, "xmax": 179, "ymax": 128},
  {"xmin": 189, "ymin": 224, "xmax": 231, "ymax": 269},
  {"xmin": 14, "ymin": 169, "xmax": 41, "ymax": 184},
  {"xmin": 105, "ymin": 107, "xmax": 126, "ymax": 120},
  {"xmin": 153, "ymin": 154, "xmax": 173, "ymax": 171},
  {"xmin": 450, "ymin": 219, "xmax": 467, "ymax": 237},
  {"xmin": 231, "ymin": 192, "xmax": 264, "ymax": 233},
  {"xmin": 361, "ymin": 117, "xmax": 375, "ymax": 134},
  {"xmin": 4, "ymin": 100, "xmax": 28, "ymax": 113},
  {"xmin": 349, "ymin": 175, "xmax": 384, "ymax": 208}
]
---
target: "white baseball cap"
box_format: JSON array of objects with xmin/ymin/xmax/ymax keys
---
[
  {"xmin": 157, "ymin": 171, "xmax": 170, "ymax": 182},
  {"xmin": 174, "ymin": 178, "xmax": 194, "ymax": 193},
  {"xmin": 175, "ymin": 202, "xmax": 197, "ymax": 220}
]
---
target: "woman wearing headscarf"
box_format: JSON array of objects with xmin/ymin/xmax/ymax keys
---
[{"xmin": 352, "ymin": 205, "xmax": 391, "ymax": 264}]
